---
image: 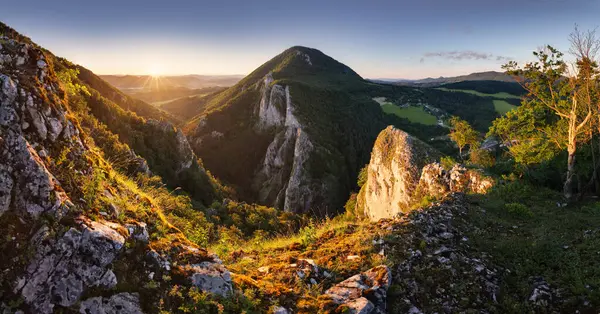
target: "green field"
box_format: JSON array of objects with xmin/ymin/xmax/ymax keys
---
[
  {"xmin": 381, "ymin": 104, "xmax": 438, "ymax": 125},
  {"xmin": 436, "ymin": 87, "xmax": 520, "ymax": 99},
  {"xmin": 492, "ymin": 99, "xmax": 517, "ymax": 114}
]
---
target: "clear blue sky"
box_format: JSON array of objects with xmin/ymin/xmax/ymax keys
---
[{"xmin": 2, "ymin": 0, "xmax": 598, "ymax": 79}]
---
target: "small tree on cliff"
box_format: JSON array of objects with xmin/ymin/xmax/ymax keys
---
[{"xmin": 448, "ymin": 116, "xmax": 479, "ymax": 158}]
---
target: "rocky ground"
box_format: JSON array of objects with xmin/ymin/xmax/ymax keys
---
[{"xmin": 219, "ymin": 193, "xmax": 503, "ymax": 313}]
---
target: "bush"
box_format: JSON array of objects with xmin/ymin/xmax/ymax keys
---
[
  {"xmin": 357, "ymin": 165, "xmax": 368, "ymax": 188},
  {"xmin": 298, "ymin": 222, "xmax": 318, "ymax": 247},
  {"xmin": 207, "ymin": 200, "xmax": 306, "ymax": 242}
]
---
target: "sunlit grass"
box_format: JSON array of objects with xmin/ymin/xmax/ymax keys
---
[{"xmin": 381, "ymin": 103, "xmax": 438, "ymax": 125}]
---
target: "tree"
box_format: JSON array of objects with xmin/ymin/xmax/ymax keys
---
[
  {"xmin": 448, "ymin": 116, "xmax": 479, "ymax": 158},
  {"xmin": 501, "ymin": 37, "xmax": 596, "ymax": 200}
]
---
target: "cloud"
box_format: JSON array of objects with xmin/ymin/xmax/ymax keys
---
[{"xmin": 420, "ymin": 51, "xmax": 511, "ymax": 63}]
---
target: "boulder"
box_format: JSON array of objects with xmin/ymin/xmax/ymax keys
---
[
  {"xmin": 15, "ymin": 219, "xmax": 125, "ymax": 313},
  {"xmin": 188, "ymin": 261, "xmax": 233, "ymax": 297},
  {"xmin": 323, "ymin": 265, "xmax": 391, "ymax": 314},
  {"xmin": 79, "ymin": 293, "xmax": 144, "ymax": 314}
]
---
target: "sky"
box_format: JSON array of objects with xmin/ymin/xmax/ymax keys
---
[{"xmin": 1, "ymin": 0, "xmax": 599, "ymax": 79}]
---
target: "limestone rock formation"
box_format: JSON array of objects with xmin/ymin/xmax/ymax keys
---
[
  {"xmin": 253, "ymin": 73, "xmax": 319, "ymax": 213},
  {"xmin": 357, "ymin": 126, "xmax": 494, "ymax": 220},
  {"xmin": 188, "ymin": 261, "xmax": 233, "ymax": 296}
]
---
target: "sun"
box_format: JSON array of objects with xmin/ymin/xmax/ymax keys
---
[{"xmin": 148, "ymin": 67, "xmax": 162, "ymax": 77}]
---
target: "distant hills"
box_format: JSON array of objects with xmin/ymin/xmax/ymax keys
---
[
  {"xmin": 99, "ymin": 74, "xmax": 240, "ymax": 107},
  {"xmin": 372, "ymin": 71, "xmax": 516, "ymax": 87},
  {"xmin": 100, "ymin": 74, "xmax": 243, "ymax": 91}
]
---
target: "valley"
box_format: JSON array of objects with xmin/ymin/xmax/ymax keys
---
[{"xmin": 1, "ymin": 4, "xmax": 600, "ymax": 313}]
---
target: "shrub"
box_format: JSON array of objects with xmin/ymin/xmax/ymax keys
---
[
  {"xmin": 299, "ymin": 222, "xmax": 317, "ymax": 247},
  {"xmin": 357, "ymin": 165, "xmax": 369, "ymax": 188}
]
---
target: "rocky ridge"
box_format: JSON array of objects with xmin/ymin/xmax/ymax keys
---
[{"xmin": 0, "ymin": 30, "xmax": 230, "ymax": 314}]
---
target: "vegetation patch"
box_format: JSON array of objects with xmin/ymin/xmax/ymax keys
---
[{"xmin": 492, "ymin": 99, "xmax": 517, "ymax": 114}]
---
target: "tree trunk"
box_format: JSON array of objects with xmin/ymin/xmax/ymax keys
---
[{"xmin": 564, "ymin": 149, "xmax": 576, "ymax": 200}]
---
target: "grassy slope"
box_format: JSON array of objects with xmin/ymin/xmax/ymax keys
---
[
  {"xmin": 380, "ymin": 104, "xmax": 438, "ymax": 126},
  {"xmin": 465, "ymin": 182, "xmax": 600, "ymax": 312}
]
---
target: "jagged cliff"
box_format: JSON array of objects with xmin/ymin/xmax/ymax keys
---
[
  {"xmin": 0, "ymin": 24, "xmax": 230, "ymax": 313},
  {"xmin": 252, "ymin": 73, "xmax": 318, "ymax": 212},
  {"xmin": 357, "ymin": 126, "xmax": 494, "ymax": 220}
]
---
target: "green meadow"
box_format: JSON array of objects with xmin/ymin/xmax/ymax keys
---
[{"xmin": 381, "ymin": 103, "xmax": 438, "ymax": 125}]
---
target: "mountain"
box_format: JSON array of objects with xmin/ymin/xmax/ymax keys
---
[
  {"xmin": 101, "ymin": 75, "xmax": 238, "ymax": 112},
  {"xmin": 182, "ymin": 46, "xmax": 387, "ymax": 215},
  {"xmin": 64, "ymin": 61, "xmax": 221, "ymax": 205},
  {"xmin": 129, "ymin": 86, "xmax": 226, "ymax": 105},
  {"xmin": 3, "ymin": 21, "xmax": 598, "ymax": 314}
]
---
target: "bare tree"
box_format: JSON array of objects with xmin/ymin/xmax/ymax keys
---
[{"xmin": 569, "ymin": 26, "xmax": 600, "ymax": 195}]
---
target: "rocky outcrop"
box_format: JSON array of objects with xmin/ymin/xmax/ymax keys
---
[
  {"xmin": 15, "ymin": 218, "xmax": 125, "ymax": 313},
  {"xmin": 253, "ymin": 73, "xmax": 321, "ymax": 213},
  {"xmin": 321, "ymin": 265, "xmax": 392, "ymax": 314},
  {"xmin": 358, "ymin": 126, "xmax": 494, "ymax": 220},
  {"xmin": 417, "ymin": 163, "xmax": 494, "ymax": 199},
  {"xmin": 357, "ymin": 126, "xmax": 441, "ymax": 220}
]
